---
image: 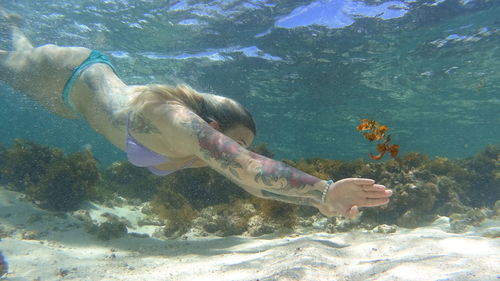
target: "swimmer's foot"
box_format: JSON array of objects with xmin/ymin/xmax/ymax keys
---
[
  {"xmin": 318, "ymin": 178, "xmax": 392, "ymax": 218},
  {"xmin": 0, "ymin": 7, "xmax": 24, "ymax": 34}
]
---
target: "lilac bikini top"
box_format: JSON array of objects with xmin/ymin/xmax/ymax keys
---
[{"xmin": 125, "ymin": 115, "xmax": 193, "ymax": 176}]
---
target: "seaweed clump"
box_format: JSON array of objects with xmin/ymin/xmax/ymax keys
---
[
  {"xmin": 461, "ymin": 145, "xmax": 499, "ymax": 206},
  {"xmin": 151, "ymin": 181, "xmax": 199, "ymax": 238},
  {"xmin": 280, "ymin": 145, "xmax": 499, "ymax": 231},
  {"xmin": 149, "ymin": 144, "xmax": 297, "ymax": 238},
  {"xmin": 102, "ymin": 161, "xmax": 159, "ymax": 202},
  {"xmin": 149, "ymin": 143, "xmax": 276, "ymax": 213},
  {"xmin": 0, "ymin": 139, "xmax": 100, "ymax": 211},
  {"xmin": 360, "ymin": 146, "xmax": 499, "ymax": 229},
  {"xmin": 87, "ymin": 218, "xmax": 129, "ymax": 241},
  {"xmin": 2, "ymin": 138, "xmax": 497, "ymax": 237},
  {"xmin": 157, "ymin": 167, "xmax": 248, "ymax": 210},
  {"xmin": 190, "ymin": 197, "xmax": 298, "ymax": 237}
]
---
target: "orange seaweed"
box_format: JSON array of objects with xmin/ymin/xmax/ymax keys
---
[{"xmin": 357, "ymin": 119, "xmax": 399, "ymax": 160}]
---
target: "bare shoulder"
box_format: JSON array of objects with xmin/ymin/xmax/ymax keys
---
[{"xmin": 146, "ymin": 102, "xmax": 206, "ymax": 155}]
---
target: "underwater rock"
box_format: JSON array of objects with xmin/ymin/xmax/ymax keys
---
[
  {"xmin": 300, "ymin": 215, "xmax": 324, "ymax": 229},
  {"xmin": 482, "ymin": 228, "xmax": 500, "ymax": 238},
  {"xmin": 85, "ymin": 215, "xmax": 128, "ymax": 241},
  {"xmin": 96, "ymin": 221, "xmax": 128, "ymax": 241},
  {"xmin": 137, "ymin": 217, "xmax": 165, "ymax": 227},
  {"xmin": 324, "ymin": 216, "xmax": 363, "ymax": 233},
  {"xmin": 0, "ymin": 225, "xmax": 14, "ymax": 239},
  {"xmin": 162, "ymin": 222, "xmax": 189, "ymax": 239},
  {"xmin": 245, "ymin": 215, "xmax": 277, "ymax": 237},
  {"xmin": 0, "ymin": 252, "xmax": 7, "ymax": 278},
  {"xmin": 26, "ymin": 213, "xmax": 43, "ymax": 224},
  {"xmin": 0, "ymin": 226, "xmax": 7, "ymax": 239},
  {"xmin": 194, "ymin": 204, "xmax": 253, "ymax": 237},
  {"xmin": 434, "ymin": 176, "xmax": 470, "ymax": 214},
  {"xmin": 21, "ymin": 230, "xmax": 40, "ymax": 240},
  {"xmin": 450, "ymin": 208, "xmax": 487, "ymax": 233},
  {"xmin": 72, "ymin": 209, "xmax": 92, "ymax": 224},
  {"xmin": 101, "ymin": 212, "xmax": 133, "ymax": 229},
  {"xmin": 251, "ymin": 198, "xmax": 297, "ymax": 229},
  {"xmin": 397, "ymin": 210, "xmax": 419, "ymax": 229},
  {"xmin": 494, "ymin": 200, "xmax": 500, "ymax": 216},
  {"xmin": 372, "ymin": 224, "xmax": 397, "ymax": 234},
  {"xmin": 140, "ymin": 203, "xmax": 156, "ymax": 216}
]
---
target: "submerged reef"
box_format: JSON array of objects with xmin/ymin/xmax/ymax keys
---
[
  {"xmin": 0, "ymin": 139, "xmax": 498, "ymax": 238},
  {"xmin": 0, "ymin": 139, "xmax": 100, "ymax": 211}
]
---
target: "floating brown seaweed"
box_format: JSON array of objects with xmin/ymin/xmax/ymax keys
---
[{"xmin": 357, "ymin": 119, "xmax": 399, "ymax": 160}]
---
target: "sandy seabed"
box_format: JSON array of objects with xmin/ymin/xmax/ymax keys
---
[{"xmin": 1, "ymin": 188, "xmax": 499, "ymax": 281}]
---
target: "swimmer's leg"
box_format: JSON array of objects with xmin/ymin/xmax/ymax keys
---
[
  {"xmin": 0, "ymin": 7, "xmax": 31, "ymax": 51},
  {"xmin": 11, "ymin": 26, "xmax": 33, "ymax": 51},
  {"xmin": 0, "ymin": 8, "xmax": 30, "ymax": 81},
  {"xmin": 1, "ymin": 6, "xmax": 31, "ymax": 51}
]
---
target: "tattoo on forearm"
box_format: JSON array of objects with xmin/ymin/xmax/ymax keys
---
[
  {"xmin": 261, "ymin": 190, "xmax": 316, "ymax": 207},
  {"xmin": 248, "ymin": 152, "xmax": 320, "ymax": 190},
  {"xmin": 182, "ymin": 109, "xmax": 321, "ymax": 194}
]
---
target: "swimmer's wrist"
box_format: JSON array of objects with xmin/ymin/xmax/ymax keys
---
[{"xmin": 321, "ymin": 179, "xmax": 335, "ymax": 204}]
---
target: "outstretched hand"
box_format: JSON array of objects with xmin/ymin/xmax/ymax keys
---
[{"xmin": 316, "ymin": 178, "xmax": 392, "ymax": 218}]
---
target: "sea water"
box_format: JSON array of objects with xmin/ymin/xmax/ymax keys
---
[
  {"xmin": 0, "ymin": 1, "xmax": 499, "ymax": 280},
  {"xmin": 1, "ymin": 0, "xmax": 498, "ymax": 164}
]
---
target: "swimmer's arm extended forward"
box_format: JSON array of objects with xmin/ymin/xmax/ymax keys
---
[
  {"xmin": 159, "ymin": 104, "xmax": 326, "ymax": 202},
  {"xmin": 155, "ymin": 104, "xmax": 391, "ymax": 217}
]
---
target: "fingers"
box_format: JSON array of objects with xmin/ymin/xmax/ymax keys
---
[
  {"xmin": 365, "ymin": 189, "xmax": 392, "ymax": 199},
  {"xmin": 362, "ymin": 184, "xmax": 386, "ymax": 191},
  {"xmin": 345, "ymin": 178, "xmax": 375, "ymax": 185},
  {"xmin": 361, "ymin": 197, "xmax": 390, "ymax": 207}
]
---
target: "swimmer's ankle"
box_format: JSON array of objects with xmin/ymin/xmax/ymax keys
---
[{"xmin": 0, "ymin": 7, "xmax": 23, "ymax": 28}]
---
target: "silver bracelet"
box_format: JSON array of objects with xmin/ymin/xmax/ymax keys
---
[{"xmin": 321, "ymin": 180, "xmax": 334, "ymax": 203}]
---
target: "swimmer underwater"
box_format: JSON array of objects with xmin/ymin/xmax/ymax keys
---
[{"xmin": 0, "ymin": 9, "xmax": 392, "ymax": 218}]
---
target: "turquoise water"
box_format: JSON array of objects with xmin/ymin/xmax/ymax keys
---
[{"xmin": 0, "ymin": 0, "xmax": 499, "ymax": 166}]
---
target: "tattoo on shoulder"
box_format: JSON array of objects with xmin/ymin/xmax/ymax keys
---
[{"xmin": 131, "ymin": 113, "xmax": 160, "ymax": 134}]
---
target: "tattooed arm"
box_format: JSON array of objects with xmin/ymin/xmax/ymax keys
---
[
  {"xmin": 237, "ymin": 180, "xmax": 323, "ymax": 208},
  {"xmin": 157, "ymin": 103, "xmax": 328, "ymax": 207},
  {"xmin": 153, "ymin": 103, "xmax": 392, "ymax": 217}
]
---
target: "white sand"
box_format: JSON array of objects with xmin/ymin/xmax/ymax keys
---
[{"xmin": 1, "ymin": 188, "xmax": 499, "ymax": 281}]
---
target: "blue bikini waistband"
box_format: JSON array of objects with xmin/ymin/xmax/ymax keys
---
[{"xmin": 62, "ymin": 50, "xmax": 117, "ymax": 114}]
